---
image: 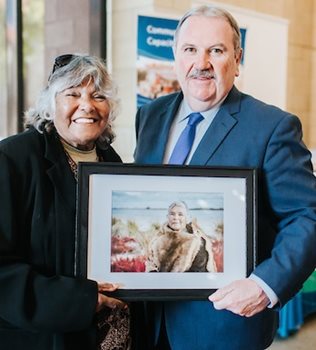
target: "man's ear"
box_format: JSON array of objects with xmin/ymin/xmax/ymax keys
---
[{"xmin": 235, "ymin": 48, "xmax": 243, "ymax": 77}]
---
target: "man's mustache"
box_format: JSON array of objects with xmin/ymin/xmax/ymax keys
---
[{"xmin": 188, "ymin": 70, "xmax": 214, "ymax": 79}]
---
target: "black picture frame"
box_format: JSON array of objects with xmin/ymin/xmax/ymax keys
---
[{"xmin": 75, "ymin": 163, "xmax": 257, "ymax": 301}]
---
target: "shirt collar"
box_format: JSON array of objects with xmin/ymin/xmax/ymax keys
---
[{"xmin": 177, "ymin": 98, "xmax": 225, "ymax": 124}]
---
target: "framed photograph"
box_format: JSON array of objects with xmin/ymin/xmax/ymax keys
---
[{"xmin": 75, "ymin": 163, "xmax": 257, "ymax": 301}]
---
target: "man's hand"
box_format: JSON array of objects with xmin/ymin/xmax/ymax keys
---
[{"xmin": 208, "ymin": 278, "xmax": 269, "ymax": 317}]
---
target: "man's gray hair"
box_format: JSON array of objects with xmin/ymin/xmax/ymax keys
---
[
  {"xmin": 173, "ymin": 5, "xmax": 241, "ymax": 53},
  {"xmin": 24, "ymin": 54, "xmax": 119, "ymax": 149}
]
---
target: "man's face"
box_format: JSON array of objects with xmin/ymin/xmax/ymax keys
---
[
  {"xmin": 167, "ymin": 205, "xmax": 187, "ymax": 231},
  {"xmin": 174, "ymin": 15, "xmax": 242, "ymax": 111}
]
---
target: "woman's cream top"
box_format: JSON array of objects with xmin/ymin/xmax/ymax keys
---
[{"xmin": 61, "ymin": 139, "xmax": 98, "ymax": 164}]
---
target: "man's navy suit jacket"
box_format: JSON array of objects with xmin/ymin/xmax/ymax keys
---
[{"xmin": 134, "ymin": 86, "xmax": 316, "ymax": 350}]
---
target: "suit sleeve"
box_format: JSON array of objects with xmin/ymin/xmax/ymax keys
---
[
  {"xmin": 135, "ymin": 107, "xmax": 141, "ymax": 141},
  {"xmin": 0, "ymin": 150, "xmax": 98, "ymax": 333},
  {"xmin": 252, "ymin": 114, "xmax": 316, "ymax": 305},
  {"xmin": 134, "ymin": 106, "xmax": 146, "ymax": 162}
]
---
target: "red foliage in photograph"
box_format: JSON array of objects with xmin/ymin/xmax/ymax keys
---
[{"xmin": 111, "ymin": 256, "xmax": 146, "ymax": 272}]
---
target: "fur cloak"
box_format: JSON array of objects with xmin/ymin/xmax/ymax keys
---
[{"xmin": 146, "ymin": 222, "xmax": 217, "ymax": 272}]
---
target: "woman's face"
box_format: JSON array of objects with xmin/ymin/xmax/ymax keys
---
[
  {"xmin": 54, "ymin": 79, "xmax": 110, "ymax": 150},
  {"xmin": 167, "ymin": 205, "xmax": 188, "ymax": 231}
]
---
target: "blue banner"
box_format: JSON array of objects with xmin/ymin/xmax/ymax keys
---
[{"xmin": 137, "ymin": 15, "xmax": 178, "ymax": 61}]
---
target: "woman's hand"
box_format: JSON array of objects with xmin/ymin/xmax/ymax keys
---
[{"xmin": 96, "ymin": 282, "xmax": 127, "ymax": 312}]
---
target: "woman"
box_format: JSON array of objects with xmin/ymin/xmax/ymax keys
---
[
  {"xmin": 0, "ymin": 54, "xmax": 131, "ymax": 349},
  {"xmin": 146, "ymin": 201, "xmax": 217, "ymax": 272}
]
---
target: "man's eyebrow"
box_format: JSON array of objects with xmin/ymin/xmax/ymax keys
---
[
  {"xmin": 209, "ymin": 43, "xmax": 227, "ymax": 49},
  {"xmin": 180, "ymin": 42, "xmax": 196, "ymax": 48},
  {"xmin": 179, "ymin": 42, "xmax": 227, "ymax": 49}
]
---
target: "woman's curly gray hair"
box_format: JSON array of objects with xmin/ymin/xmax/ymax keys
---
[{"xmin": 24, "ymin": 54, "xmax": 119, "ymax": 149}]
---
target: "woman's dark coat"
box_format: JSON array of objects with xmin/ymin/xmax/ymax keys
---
[{"xmin": 0, "ymin": 128, "xmax": 121, "ymax": 349}]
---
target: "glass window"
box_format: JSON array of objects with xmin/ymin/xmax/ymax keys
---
[
  {"xmin": 0, "ymin": 0, "xmax": 44, "ymax": 140},
  {"xmin": 0, "ymin": 0, "xmax": 8, "ymax": 139},
  {"xmin": 22, "ymin": 0, "xmax": 44, "ymax": 119}
]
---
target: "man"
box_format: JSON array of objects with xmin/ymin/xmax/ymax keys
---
[{"xmin": 134, "ymin": 5, "xmax": 316, "ymax": 350}]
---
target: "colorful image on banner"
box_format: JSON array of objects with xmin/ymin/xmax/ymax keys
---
[
  {"xmin": 137, "ymin": 15, "xmax": 180, "ymax": 108},
  {"xmin": 137, "ymin": 15, "xmax": 247, "ymax": 108}
]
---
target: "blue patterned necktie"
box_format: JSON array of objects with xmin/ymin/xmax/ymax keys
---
[{"xmin": 169, "ymin": 112, "xmax": 204, "ymax": 165}]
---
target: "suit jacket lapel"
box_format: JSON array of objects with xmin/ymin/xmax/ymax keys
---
[
  {"xmin": 134, "ymin": 93, "xmax": 183, "ymax": 164},
  {"xmin": 190, "ymin": 86, "xmax": 241, "ymax": 165},
  {"xmin": 44, "ymin": 131, "xmax": 76, "ymax": 212},
  {"xmin": 190, "ymin": 109, "xmax": 237, "ymax": 165},
  {"xmin": 40, "ymin": 131, "xmax": 76, "ymax": 274}
]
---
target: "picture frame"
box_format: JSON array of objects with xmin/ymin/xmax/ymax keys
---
[{"xmin": 75, "ymin": 163, "xmax": 257, "ymax": 301}]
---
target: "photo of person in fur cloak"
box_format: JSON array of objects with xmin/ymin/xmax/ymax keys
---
[{"xmin": 146, "ymin": 201, "xmax": 218, "ymax": 273}]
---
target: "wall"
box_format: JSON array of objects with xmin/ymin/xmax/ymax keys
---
[
  {"xmin": 311, "ymin": 2, "xmax": 316, "ymax": 151},
  {"xmin": 108, "ymin": 0, "xmax": 157, "ymax": 161},
  {"xmin": 209, "ymin": 0, "xmax": 316, "ymax": 149},
  {"xmin": 44, "ymin": 0, "xmax": 91, "ymax": 80}
]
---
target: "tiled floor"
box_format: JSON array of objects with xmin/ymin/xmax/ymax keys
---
[{"xmin": 268, "ymin": 314, "xmax": 316, "ymax": 350}]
